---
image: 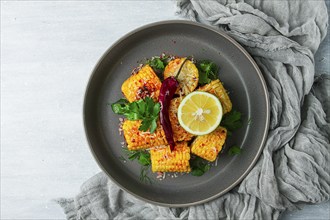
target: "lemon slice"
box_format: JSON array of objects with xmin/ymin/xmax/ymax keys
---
[{"xmin": 178, "ymin": 91, "xmax": 223, "ymax": 135}]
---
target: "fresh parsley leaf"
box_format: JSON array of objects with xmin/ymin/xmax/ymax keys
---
[
  {"xmin": 197, "ymin": 60, "xmax": 219, "ymax": 85},
  {"xmin": 122, "ymin": 148, "xmax": 152, "ymax": 184},
  {"xmin": 136, "ymin": 99, "xmax": 146, "ymax": 116},
  {"xmin": 228, "ymin": 146, "xmax": 242, "ymax": 156},
  {"xmin": 221, "ymin": 110, "xmax": 243, "ymax": 131},
  {"xmin": 138, "ymin": 153, "xmax": 151, "ymax": 166},
  {"xmin": 148, "ymin": 58, "xmax": 164, "ymax": 70},
  {"xmin": 153, "ymin": 102, "xmax": 161, "ymax": 115},
  {"xmin": 149, "ymin": 119, "xmax": 158, "ymax": 133},
  {"xmin": 146, "ymin": 55, "xmax": 172, "ymax": 79},
  {"xmin": 126, "ymin": 150, "xmax": 140, "ymax": 161},
  {"xmin": 203, "ymin": 164, "xmax": 211, "ymax": 172},
  {"xmin": 199, "ymin": 70, "xmax": 211, "ymax": 84},
  {"xmin": 110, "ymin": 97, "xmax": 160, "ymax": 133},
  {"xmin": 139, "ymin": 118, "xmax": 152, "ymax": 132},
  {"xmin": 145, "ymin": 96, "xmax": 155, "ymax": 117},
  {"xmin": 190, "ymin": 156, "xmax": 211, "ymax": 176},
  {"xmin": 147, "ymin": 57, "xmax": 166, "ymax": 71},
  {"xmin": 123, "ymin": 148, "xmax": 151, "ymax": 166},
  {"xmin": 110, "ymin": 98, "xmax": 129, "ymax": 115},
  {"xmin": 139, "ymin": 166, "xmax": 152, "ymax": 184},
  {"xmin": 128, "ymin": 102, "xmax": 139, "ymax": 115},
  {"xmin": 191, "ymin": 169, "xmax": 204, "ymax": 176}
]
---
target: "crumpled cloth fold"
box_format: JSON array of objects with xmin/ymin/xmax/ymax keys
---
[{"xmin": 57, "ymin": 0, "xmax": 329, "ymax": 219}]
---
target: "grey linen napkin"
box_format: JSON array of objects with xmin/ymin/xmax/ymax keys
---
[{"xmin": 57, "ymin": 0, "xmax": 330, "ymax": 219}]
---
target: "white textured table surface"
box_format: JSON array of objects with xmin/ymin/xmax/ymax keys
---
[{"xmin": 1, "ymin": 1, "xmax": 329, "ymax": 219}]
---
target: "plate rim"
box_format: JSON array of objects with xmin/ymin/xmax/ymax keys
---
[{"xmin": 83, "ymin": 20, "xmax": 270, "ymax": 207}]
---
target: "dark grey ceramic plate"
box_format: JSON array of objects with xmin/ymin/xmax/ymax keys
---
[{"xmin": 84, "ymin": 20, "xmax": 269, "ymax": 207}]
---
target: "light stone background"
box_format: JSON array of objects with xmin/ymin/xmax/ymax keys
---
[{"xmin": 1, "ymin": 1, "xmax": 329, "ymax": 219}]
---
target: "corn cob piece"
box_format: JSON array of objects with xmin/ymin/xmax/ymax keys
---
[
  {"xmin": 164, "ymin": 58, "xmax": 199, "ymax": 95},
  {"xmin": 121, "ymin": 65, "xmax": 162, "ymax": 102},
  {"xmin": 122, "ymin": 120, "xmax": 167, "ymax": 150},
  {"xmin": 169, "ymin": 97, "xmax": 194, "ymax": 142},
  {"xmin": 191, "ymin": 126, "xmax": 227, "ymax": 162},
  {"xmin": 150, "ymin": 142, "xmax": 191, "ymax": 173},
  {"xmin": 198, "ymin": 79, "xmax": 232, "ymax": 114}
]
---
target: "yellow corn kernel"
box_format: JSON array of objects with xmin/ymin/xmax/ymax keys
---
[
  {"xmin": 198, "ymin": 79, "xmax": 232, "ymax": 114},
  {"xmin": 150, "ymin": 142, "xmax": 191, "ymax": 173},
  {"xmin": 122, "ymin": 120, "xmax": 167, "ymax": 151},
  {"xmin": 121, "ymin": 65, "xmax": 162, "ymax": 102},
  {"xmin": 191, "ymin": 127, "xmax": 227, "ymax": 162},
  {"xmin": 169, "ymin": 97, "xmax": 194, "ymax": 142}
]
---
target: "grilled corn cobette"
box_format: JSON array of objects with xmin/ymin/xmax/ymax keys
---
[
  {"xmin": 191, "ymin": 127, "xmax": 227, "ymax": 162},
  {"xmin": 164, "ymin": 58, "xmax": 199, "ymax": 95},
  {"xmin": 122, "ymin": 120, "xmax": 167, "ymax": 151},
  {"xmin": 199, "ymin": 79, "xmax": 232, "ymax": 114},
  {"xmin": 121, "ymin": 65, "xmax": 162, "ymax": 102},
  {"xmin": 150, "ymin": 142, "xmax": 191, "ymax": 172}
]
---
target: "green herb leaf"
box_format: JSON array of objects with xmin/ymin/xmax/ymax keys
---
[
  {"xmin": 139, "ymin": 166, "xmax": 152, "ymax": 184},
  {"xmin": 110, "ymin": 98, "xmax": 129, "ymax": 114},
  {"xmin": 138, "ymin": 153, "xmax": 151, "ymax": 166},
  {"xmin": 190, "ymin": 156, "xmax": 211, "ymax": 176},
  {"xmin": 146, "ymin": 55, "xmax": 172, "ymax": 79},
  {"xmin": 128, "ymin": 102, "xmax": 139, "ymax": 113},
  {"xmin": 191, "ymin": 169, "xmax": 204, "ymax": 176},
  {"xmin": 110, "ymin": 97, "xmax": 160, "ymax": 133},
  {"xmin": 136, "ymin": 99, "xmax": 146, "ymax": 116},
  {"xmin": 122, "ymin": 148, "xmax": 152, "ymax": 184},
  {"xmin": 123, "ymin": 149, "xmax": 151, "ymax": 166},
  {"xmin": 197, "ymin": 60, "xmax": 219, "ymax": 85},
  {"xmin": 147, "ymin": 57, "xmax": 165, "ymax": 70},
  {"xmin": 221, "ymin": 110, "xmax": 243, "ymax": 131},
  {"xmin": 145, "ymin": 97, "xmax": 154, "ymax": 117},
  {"xmin": 203, "ymin": 164, "xmax": 211, "ymax": 172},
  {"xmin": 127, "ymin": 151, "xmax": 140, "ymax": 161},
  {"xmin": 198, "ymin": 70, "xmax": 211, "ymax": 84},
  {"xmin": 149, "ymin": 119, "xmax": 158, "ymax": 134},
  {"xmin": 153, "ymin": 102, "xmax": 161, "ymax": 115},
  {"xmin": 139, "ymin": 118, "xmax": 152, "ymax": 132},
  {"xmin": 146, "ymin": 55, "xmax": 170, "ymax": 72},
  {"xmin": 228, "ymin": 146, "xmax": 242, "ymax": 156}
]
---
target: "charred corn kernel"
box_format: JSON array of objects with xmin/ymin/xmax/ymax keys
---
[
  {"xmin": 191, "ymin": 126, "xmax": 227, "ymax": 162},
  {"xmin": 169, "ymin": 97, "xmax": 194, "ymax": 142},
  {"xmin": 198, "ymin": 79, "xmax": 232, "ymax": 114},
  {"xmin": 164, "ymin": 58, "xmax": 199, "ymax": 95},
  {"xmin": 122, "ymin": 120, "xmax": 167, "ymax": 150},
  {"xmin": 121, "ymin": 65, "xmax": 162, "ymax": 102},
  {"xmin": 150, "ymin": 142, "xmax": 191, "ymax": 172}
]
